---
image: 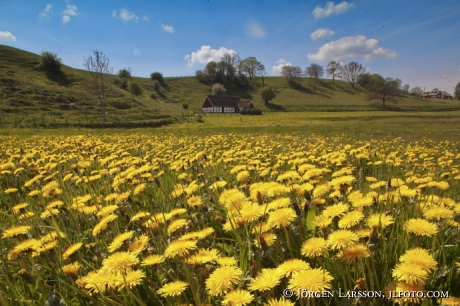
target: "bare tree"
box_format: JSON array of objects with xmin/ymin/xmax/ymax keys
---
[
  {"xmin": 281, "ymin": 66, "xmax": 302, "ymax": 83},
  {"xmin": 238, "ymin": 57, "xmax": 265, "ymax": 80},
  {"xmin": 326, "ymin": 61, "xmax": 341, "ymax": 84},
  {"xmin": 338, "ymin": 61, "xmax": 366, "ymax": 88},
  {"xmin": 83, "ymin": 50, "xmax": 113, "ymax": 119},
  {"xmin": 306, "ymin": 63, "xmax": 324, "ymax": 91},
  {"xmin": 222, "ymin": 52, "xmax": 241, "ymax": 67}
]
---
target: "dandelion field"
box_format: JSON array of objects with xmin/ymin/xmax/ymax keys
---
[{"xmin": 1, "ymin": 125, "xmax": 460, "ymax": 305}]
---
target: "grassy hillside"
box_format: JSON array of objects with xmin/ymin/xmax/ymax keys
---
[{"xmin": 1, "ymin": 44, "xmax": 460, "ymax": 128}]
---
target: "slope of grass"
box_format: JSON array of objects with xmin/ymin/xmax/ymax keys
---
[{"xmin": 1, "ymin": 44, "xmax": 460, "ymax": 128}]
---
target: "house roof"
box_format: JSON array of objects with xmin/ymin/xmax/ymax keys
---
[
  {"xmin": 205, "ymin": 96, "xmax": 240, "ymax": 107},
  {"xmin": 439, "ymin": 91, "xmax": 452, "ymax": 96},
  {"xmin": 238, "ymin": 101, "xmax": 253, "ymax": 108}
]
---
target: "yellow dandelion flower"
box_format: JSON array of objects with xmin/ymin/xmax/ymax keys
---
[
  {"xmin": 404, "ymin": 218, "xmax": 438, "ymax": 237},
  {"xmin": 439, "ymin": 297, "xmax": 460, "ymax": 306},
  {"xmin": 2, "ymin": 225, "xmax": 31, "ymax": 238},
  {"xmin": 186, "ymin": 248, "xmax": 220, "ymax": 266},
  {"xmin": 141, "ymin": 254, "xmax": 165, "ymax": 266},
  {"xmin": 301, "ymin": 237, "xmax": 328, "ymax": 258},
  {"xmin": 92, "ymin": 214, "xmax": 118, "ymax": 236},
  {"xmin": 133, "ymin": 183, "xmax": 146, "ymax": 195},
  {"xmin": 338, "ymin": 210, "xmax": 364, "ymax": 229},
  {"xmin": 267, "ymin": 207, "xmax": 297, "ymax": 228},
  {"xmin": 248, "ymin": 268, "xmax": 283, "ymax": 292},
  {"xmin": 187, "ymin": 195, "xmax": 203, "ymax": 207},
  {"xmin": 254, "ymin": 232, "xmax": 277, "ymax": 248},
  {"xmin": 12, "ymin": 203, "xmax": 29, "ymax": 215},
  {"xmin": 237, "ymin": 170, "xmax": 251, "ymax": 183},
  {"xmin": 217, "ymin": 257, "xmax": 238, "ymax": 266},
  {"xmin": 102, "ymin": 251, "xmax": 139, "ymax": 273},
  {"xmin": 327, "ymin": 230, "xmax": 359, "ymax": 250},
  {"xmin": 164, "ymin": 239, "xmax": 198, "ymax": 258},
  {"xmin": 157, "ymin": 280, "xmax": 189, "ymax": 297},
  {"xmin": 313, "ymin": 214, "xmax": 333, "ymax": 229},
  {"xmin": 392, "ymin": 263, "xmax": 428, "ymax": 285},
  {"xmin": 118, "ymin": 270, "xmax": 145, "ymax": 290},
  {"xmin": 63, "ymin": 242, "xmax": 83, "ymax": 260},
  {"xmin": 264, "ymin": 297, "xmax": 295, "ymax": 306},
  {"xmin": 288, "ymin": 268, "xmax": 333, "ymax": 294},
  {"xmin": 277, "ymin": 258, "xmax": 311, "ymax": 278},
  {"xmin": 222, "ymin": 289, "xmax": 254, "ymax": 306},
  {"xmin": 4, "ymin": 188, "xmax": 18, "ymax": 194},
  {"xmin": 336, "ymin": 243, "xmax": 370, "ymax": 264},
  {"xmin": 266, "ymin": 197, "xmax": 291, "ymax": 211},
  {"xmin": 108, "ymin": 231, "xmax": 134, "ymax": 253},
  {"xmin": 127, "ymin": 234, "xmax": 149, "ymax": 254},
  {"xmin": 62, "ymin": 262, "xmax": 81, "ymax": 277},
  {"xmin": 206, "ymin": 265, "xmax": 242, "ymax": 296},
  {"xmin": 422, "ymin": 206, "xmax": 454, "ymax": 221},
  {"xmin": 167, "ymin": 219, "xmax": 187, "ymax": 235},
  {"xmin": 399, "ymin": 248, "xmax": 437, "ymax": 272},
  {"xmin": 83, "ymin": 270, "xmax": 120, "ymax": 294},
  {"xmin": 210, "ymin": 180, "xmax": 227, "ymax": 190},
  {"xmin": 322, "ymin": 203, "xmax": 349, "ymax": 219},
  {"xmin": 366, "ymin": 213, "xmax": 394, "ymax": 229}
]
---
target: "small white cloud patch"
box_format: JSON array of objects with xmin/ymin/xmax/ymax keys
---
[
  {"xmin": 310, "ymin": 28, "xmax": 336, "ymax": 40},
  {"xmin": 312, "ymin": 1, "xmax": 354, "ymax": 18},
  {"xmin": 62, "ymin": 4, "xmax": 77, "ymax": 24},
  {"xmin": 245, "ymin": 20, "xmax": 266, "ymax": 38},
  {"xmin": 39, "ymin": 4, "xmax": 52, "ymax": 20},
  {"xmin": 184, "ymin": 45, "xmax": 237, "ymax": 66},
  {"xmin": 113, "ymin": 9, "xmax": 139, "ymax": 22},
  {"xmin": 161, "ymin": 24, "xmax": 174, "ymax": 33},
  {"xmin": 272, "ymin": 59, "xmax": 292, "ymax": 75},
  {"xmin": 307, "ymin": 35, "xmax": 397, "ymax": 62},
  {"xmin": 0, "ymin": 31, "xmax": 16, "ymax": 43}
]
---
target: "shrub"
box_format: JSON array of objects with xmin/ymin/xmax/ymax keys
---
[
  {"xmin": 153, "ymin": 80, "xmax": 161, "ymax": 92},
  {"xmin": 150, "ymin": 72, "xmax": 164, "ymax": 83},
  {"xmin": 150, "ymin": 93, "xmax": 156, "ymax": 99},
  {"xmin": 118, "ymin": 68, "xmax": 132, "ymax": 80},
  {"xmin": 211, "ymin": 83, "xmax": 226, "ymax": 96},
  {"xmin": 128, "ymin": 81, "xmax": 143, "ymax": 96},
  {"xmin": 109, "ymin": 98, "xmax": 134, "ymax": 110},
  {"xmin": 39, "ymin": 51, "xmax": 62, "ymax": 74},
  {"xmin": 240, "ymin": 108, "xmax": 262, "ymax": 115},
  {"xmin": 182, "ymin": 103, "xmax": 189, "ymax": 110}
]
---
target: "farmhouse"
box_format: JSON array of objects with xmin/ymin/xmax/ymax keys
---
[
  {"xmin": 422, "ymin": 90, "xmax": 453, "ymax": 100},
  {"xmin": 201, "ymin": 96, "xmax": 254, "ymax": 113}
]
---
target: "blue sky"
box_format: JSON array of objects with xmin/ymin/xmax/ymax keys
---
[{"xmin": 1, "ymin": 0, "xmax": 460, "ymax": 93}]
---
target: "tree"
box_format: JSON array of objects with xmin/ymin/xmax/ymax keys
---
[
  {"xmin": 150, "ymin": 72, "xmax": 164, "ymax": 83},
  {"xmin": 454, "ymin": 82, "xmax": 460, "ymax": 100},
  {"xmin": 410, "ymin": 86, "xmax": 423, "ymax": 98},
  {"xmin": 326, "ymin": 61, "xmax": 341, "ymax": 84},
  {"xmin": 432, "ymin": 87, "xmax": 439, "ymax": 93},
  {"xmin": 306, "ymin": 64, "xmax": 324, "ymax": 91},
  {"xmin": 238, "ymin": 57, "xmax": 265, "ymax": 80},
  {"xmin": 222, "ymin": 53, "xmax": 241, "ymax": 67},
  {"xmin": 365, "ymin": 74, "xmax": 400, "ymax": 108},
  {"xmin": 357, "ymin": 73, "xmax": 372, "ymax": 88},
  {"xmin": 216, "ymin": 61, "xmax": 236, "ymax": 84},
  {"xmin": 118, "ymin": 68, "xmax": 132, "ymax": 80},
  {"xmin": 83, "ymin": 50, "xmax": 113, "ymax": 119},
  {"xmin": 338, "ymin": 61, "xmax": 366, "ymax": 88},
  {"xmin": 281, "ymin": 66, "xmax": 302, "ymax": 83},
  {"xmin": 39, "ymin": 51, "xmax": 62, "ymax": 74},
  {"xmin": 128, "ymin": 81, "xmax": 142, "ymax": 96},
  {"xmin": 211, "ymin": 83, "xmax": 226, "ymax": 96},
  {"xmin": 402, "ymin": 84, "xmax": 410, "ymax": 94},
  {"xmin": 261, "ymin": 87, "xmax": 277, "ymax": 104}
]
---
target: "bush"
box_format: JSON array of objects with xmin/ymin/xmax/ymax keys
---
[
  {"xmin": 150, "ymin": 93, "xmax": 156, "ymax": 99},
  {"xmin": 118, "ymin": 68, "xmax": 132, "ymax": 80},
  {"xmin": 109, "ymin": 98, "xmax": 134, "ymax": 110},
  {"xmin": 113, "ymin": 77, "xmax": 128, "ymax": 89},
  {"xmin": 211, "ymin": 83, "xmax": 226, "ymax": 96},
  {"xmin": 153, "ymin": 80, "xmax": 161, "ymax": 92},
  {"xmin": 39, "ymin": 51, "xmax": 62, "ymax": 74},
  {"xmin": 150, "ymin": 72, "xmax": 164, "ymax": 84},
  {"xmin": 182, "ymin": 103, "xmax": 189, "ymax": 110},
  {"xmin": 128, "ymin": 81, "xmax": 143, "ymax": 96},
  {"xmin": 240, "ymin": 108, "xmax": 263, "ymax": 115}
]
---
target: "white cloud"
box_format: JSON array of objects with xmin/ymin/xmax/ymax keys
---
[
  {"xmin": 118, "ymin": 9, "xmax": 139, "ymax": 22},
  {"xmin": 62, "ymin": 4, "xmax": 77, "ymax": 23},
  {"xmin": 112, "ymin": 10, "xmax": 117, "ymax": 18},
  {"xmin": 142, "ymin": 16, "xmax": 149, "ymax": 22},
  {"xmin": 184, "ymin": 45, "xmax": 237, "ymax": 66},
  {"xmin": 63, "ymin": 4, "xmax": 77, "ymax": 16},
  {"xmin": 0, "ymin": 31, "xmax": 16, "ymax": 43},
  {"xmin": 312, "ymin": 1, "xmax": 354, "ymax": 18},
  {"xmin": 161, "ymin": 24, "xmax": 174, "ymax": 33},
  {"xmin": 310, "ymin": 28, "xmax": 335, "ymax": 40},
  {"xmin": 39, "ymin": 4, "xmax": 52, "ymax": 20},
  {"xmin": 245, "ymin": 20, "xmax": 266, "ymax": 38},
  {"xmin": 307, "ymin": 35, "xmax": 398, "ymax": 62},
  {"xmin": 272, "ymin": 59, "xmax": 292, "ymax": 75}
]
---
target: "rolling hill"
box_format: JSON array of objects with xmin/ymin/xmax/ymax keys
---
[{"xmin": 1, "ymin": 44, "xmax": 459, "ymax": 128}]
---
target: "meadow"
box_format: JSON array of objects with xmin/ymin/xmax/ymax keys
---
[{"xmin": 1, "ymin": 112, "xmax": 460, "ymax": 306}]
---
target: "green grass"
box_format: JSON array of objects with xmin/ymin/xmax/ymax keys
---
[{"xmin": 2, "ymin": 44, "xmax": 460, "ymax": 129}]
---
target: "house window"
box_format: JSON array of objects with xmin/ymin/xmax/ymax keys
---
[{"xmin": 224, "ymin": 107, "xmax": 233, "ymax": 113}]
